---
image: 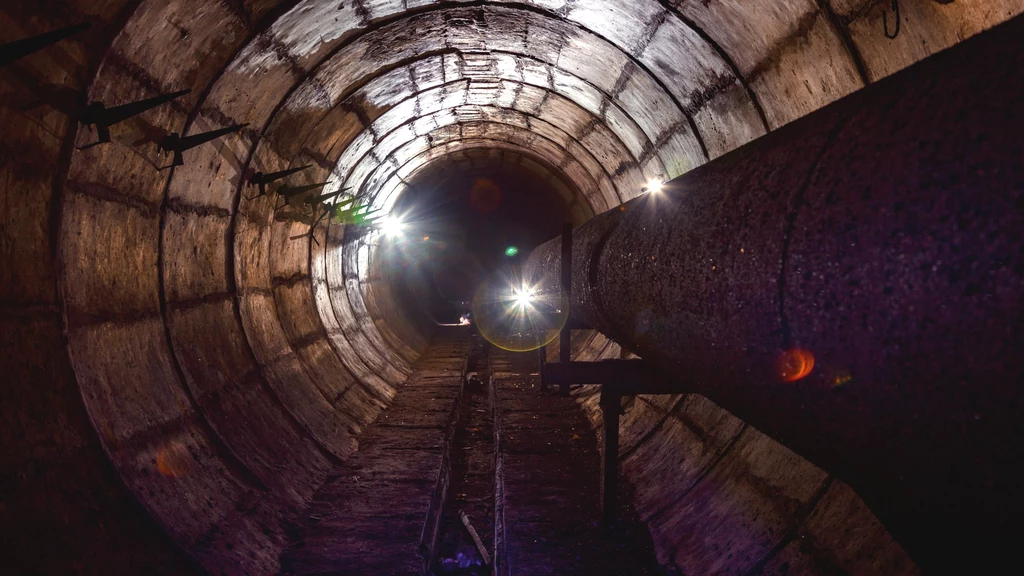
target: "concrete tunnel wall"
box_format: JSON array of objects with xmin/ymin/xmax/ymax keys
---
[{"xmin": 2, "ymin": 0, "xmax": 1020, "ymax": 574}]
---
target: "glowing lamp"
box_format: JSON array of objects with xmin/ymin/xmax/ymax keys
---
[
  {"xmin": 379, "ymin": 215, "xmax": 405, "ymax": 236},
  {"xmin": 511, "ymin": 285, "xmax": 534, "ymax": 309}
]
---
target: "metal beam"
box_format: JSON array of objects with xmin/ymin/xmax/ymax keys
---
[
  {"xmin": 559, "ymin": 222, "xmax": 572, "ymax": 366},
  {"xmin": 542, "ymin": 357, "xmax": 677, "ymax": 524},
  {"xmin": 542, "ymin": 359, "xmax": 679, "ymax": 395}
]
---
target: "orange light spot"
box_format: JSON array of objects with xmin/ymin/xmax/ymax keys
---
[
  {"xmin": 776, "ymin": 348, "xmax": 815, "ymax": 382},
  {"xmin": 422, "ymin": 235, "xmax": 430, "ymax": 241},
  {"xmin": 155, "ymin": 441, "xmax": 189, "ymax": 478}
]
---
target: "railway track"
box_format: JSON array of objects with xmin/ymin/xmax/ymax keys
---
[{"xmin": 279, "ymin": 327, "xmax": 659, "ymax": 575}]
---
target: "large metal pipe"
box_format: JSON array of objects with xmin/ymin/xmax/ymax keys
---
[{"xmin": 524, "ymin": 16, "xmax": 1024, "ymax": 572}]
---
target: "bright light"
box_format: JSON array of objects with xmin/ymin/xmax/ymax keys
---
[
  {"xmin": 511, "ymin": 285, "xmax": 535, "ymax": 309},
  {"xmin": 646, "ymin": 178, "xmax": 664, "ymax": 194},
  {"xmin": 505, "ymin": 246, "xmax": 519, "ymax": 257},
  {"xmin": 379, "ymin": 215, "xmax": 405, "ymax": 236}
]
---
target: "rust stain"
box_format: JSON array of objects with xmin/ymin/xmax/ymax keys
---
[{"xmin": 155, "ymin": 440, "xmax": 190, "ymax": 478}]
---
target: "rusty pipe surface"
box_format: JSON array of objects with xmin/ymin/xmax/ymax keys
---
[{"xmin": 524, "ymin": 16, "xmax": 1024, "ymax": 572}]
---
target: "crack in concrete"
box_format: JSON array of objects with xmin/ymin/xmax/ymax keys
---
[
  {"xmin": 165, "ymin": 290, "xmax": 235, "ymax": 312},
  {"xmin": 746, "ymin": 9, "xmax": 826, "ymax": 82},
  {"xmin": 681, "ymin": 72, "xmax": 737, "ymax": 116},
  {"xmin": 166, "ymin": 197, "xmax": 232, "ymax": 219},
  {"xmin": 632, "ymin": 9, "xmax": 669, "ymax": 59}
]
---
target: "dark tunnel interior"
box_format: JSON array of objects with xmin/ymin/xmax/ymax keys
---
[
  {"xmin": 390, "ymin": 151, "xmax": 573, "ymax": 324},
  {"xmin": 2, "ymin": 1, "xmax": 1023, "ymax": 575}
]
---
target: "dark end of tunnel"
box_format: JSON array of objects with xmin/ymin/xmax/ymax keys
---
[{"xmin": 390, "ymin": 149, "xmax": 575, "ymax": 325}]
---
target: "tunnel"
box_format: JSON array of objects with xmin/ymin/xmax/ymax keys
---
[{"xmin": 2, "ymin": 1, "xmax": 1023, "ymax": 575}]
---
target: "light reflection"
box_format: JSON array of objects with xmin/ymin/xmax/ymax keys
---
[
  {"xmin": 776, "ymin": 348, "xmax": 815, "ymax": 382},
  {"xmin": 155, "ymin": 440, "xmax": 190, "ymax": 478},
  {"xmin": 833, "ymin": 370, "xmax": 853, "ymax": 388},
  {"xmin": 645, "ymin": 178, "xmax": 664, "ymax": 194}
]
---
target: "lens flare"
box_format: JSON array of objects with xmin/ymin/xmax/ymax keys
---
[
  {"xmin": 379, "ymin": 215, "xmax": 405, "ymax": 236},
  {"xmin": 472, "ymin": 277, "xmax": 567, "ymax": 353},
  {"xmin": 646, "ymin": 178, "xmax": 664, "ymax": 194},
  {"xmin": 776, "ymin": 348, "xmax": 815, "ymax": 382},
  {"xmin": 505, "ymin": 245, "xmax": 519, "ymax": 257},
  {"xmin": 833, "ymin": 371, "xmax": 853, "ymax": 388},
  {"xmin": 511, "ymin": 285, "xmax": 534, "ymax": 309}
]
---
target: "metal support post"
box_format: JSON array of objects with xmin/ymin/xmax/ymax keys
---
[
  {"xmin": 599, "ymin": 389, "xmax": 621, "ymax": 525},
  {"xmin": 557, "ymin": 222, "xmax": 573, "ymax": 393},
  {"xmin": 537, "ymin": 345, "xmax": 548, "ymax": 390}
]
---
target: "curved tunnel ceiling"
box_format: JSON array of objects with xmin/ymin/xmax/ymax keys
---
[{"xmin": 3, "ymin": 0, "xmax": 1022, "ymax": 574}]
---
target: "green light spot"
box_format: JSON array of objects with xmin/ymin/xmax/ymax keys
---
[{"xmin": 505, "ymin": 246, "xmax": 519, "ymax": 257}]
